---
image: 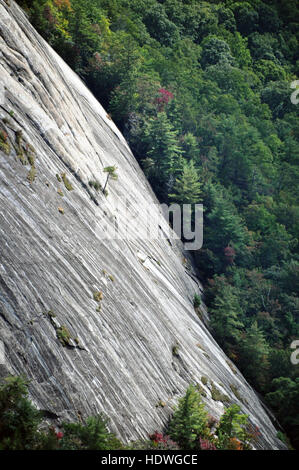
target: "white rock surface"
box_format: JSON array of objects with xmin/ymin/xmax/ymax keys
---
[{"xmin": 0, "ymin": 0, "xmax": 286, "ymax": 449}]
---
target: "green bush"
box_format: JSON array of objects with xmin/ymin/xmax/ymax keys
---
[
  {"xmin": 59, "ymin": 415, "xmax": 123, "ymax": 450},
  {"xmin": 0, "ymin": 376, "xmax": 42, "ymax": 450},
  {"xmin": 167, "ymin": 384, "xmax": 211, "ymax": 449},
  {"xmin": 0, "ymin": 376, "xmax": 123, "ymax": 450},
  {"xmin": 193, "ymin": 293, "xmax": 201, "ymax": 309}
]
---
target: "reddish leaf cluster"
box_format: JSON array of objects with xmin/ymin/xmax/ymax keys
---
[
  {"xmin": 246, "ymin": 424, "xmax": 261, "ymax": 441},
  {"xmin": 0, "ymin": 130, "xmax": 8, "ymax": 142},
  {"xmin": 149, "ymin": 431, "xmax": 178, "ymax": 449},
  {"xmin": 224, "ymin": 245, "xmax": 236, "ymax": 264},
  {"xmin": 155, "ymin": 88, "xmax": 174, "ymax": 111},
  {"xmin": 54, "ymin": 0, "xmax": 72, "ymax": 9},
  {"xmin": 43, "ymin": 5, "xmax": 56, "ymax": 25},
  {"xmin": 199, "ymin": 437, "xmax": 217, "ymax": 450}
]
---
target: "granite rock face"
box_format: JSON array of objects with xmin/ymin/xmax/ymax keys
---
[{"xmin": 0, "ymin": 1, "xmax": 286, "ymax": 449}]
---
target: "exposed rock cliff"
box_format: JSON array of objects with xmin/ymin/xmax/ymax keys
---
[{"xmin": 0, "ymin": 0, "xmax": 286, "ymax": 449}]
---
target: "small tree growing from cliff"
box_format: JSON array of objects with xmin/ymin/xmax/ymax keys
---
[
  {"xmin": 102, "ymin": 165, "xmax": 118, "ymax": 195},
  {"xmin": 167, "ymin": 384, "xmax": 211, "ymax": 449}
]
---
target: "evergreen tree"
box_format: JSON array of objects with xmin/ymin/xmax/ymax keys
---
[
  {"xmin": 239, "ymin": 321, "xmax": 270, "ymax": 391},
  {"xmin": 209, "ymin": 278, "xmax": 244, "ymax": 351},
  {"xmin": 143, "ymin": 112, "xmax": 182, "ymax": 199},
  {"xmin": 216, "ymin": 404, "xmax": 251, "ymax": 450},
  {"xmin": 167, "ymin": 384, "xmax": 210, "ymax": 449},
  {"xmin": 0, "ymin": 376, "xmax": 41, "ymax": 450},
  {"xmin": 168, "ymin": 160, "xmax": 202, "ymax": 205}
]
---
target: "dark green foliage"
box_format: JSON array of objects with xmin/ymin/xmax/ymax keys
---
[
  {"xmin": 167, "ymin": 385, "xmax": 255, "ymax": 450},
  {"xmin": 265, "ymin": 377, "xmax": 299, "ymax": 449},
  {"xmin": 0, "ymin": 376, "xmax": 259, "ymax": 451},
  {"xmin": 89, "ymin": 180, "xmax": 103, "ymax": 191},
  {"xmin": 215, "ymin": 404, "xmax": 252, "ymax": 450},
  {"xmin": 167, "ymin": 384, "xmax": 210, "ymax": 449},
  {"xmin": 0, "ymin": 376, "xmax": 41, "ymax": 450},
  {"xmin": 0, "ymin": 375, "xmax": 122, "ymax": 450},
  {"xmin": 200, "ymin": 36, "xmax": 234, "ymax": 68},
  {"xmin": 169, "ymin": 160, "xmax": 202, "ymax": 205},
  {"xmin": 193, "ymin": 293, "xmax": 201, "ymax": 309},
  {"xmin": 209, "ymin": 277, "xmax": 244, "ymax": 348},
  {"xmin": 59, "ymin": 415, "xmax": 123, "ymax": 450}
]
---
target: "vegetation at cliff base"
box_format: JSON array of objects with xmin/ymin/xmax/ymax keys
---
[
  {"xmin": 16, "ymin": 0, "xmax": 299, "ymax": 448},
  {"xmin": 0, "ymin": 377, "xmax": 261, "ymax": 450}
]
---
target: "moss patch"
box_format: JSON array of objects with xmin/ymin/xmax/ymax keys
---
[
  {"xmin": 196, "ymin": 384, "xmax": 207, "ymax": 397},
  {"xmin": 56, "ymin": 325, "xmax": 71, "ymax": 346},
  {"xmin": 193, "ymin": 293, "xmax": 201, "ymax": 308},
  {"xmin": 229, "ymin": 384, "xmax": 243, "ymax": 402},
  {"xmin": 211, "ymin": 382, "xmax": 231, "ymax": 404},
  {"xmin": 93, "ymin": 291, "xmax": 103, "ymax": 302},
  {"xmin": 172, "ymin": 344, "xmax": 180, "ymax": 357},
  {"xmin": 201, "ymin": 376, "xmax": 208, "ymax": 386},
  {"xmin": 25, "ymin": 144, "xmax": 36, "ymax": 166},
  {"xmin": 27, "ymin": 165, "xmax": 37, "ymax": 184},
  {"xmin": 155, "ymin": 400, "xmax": 166, "ymax": 408},
  {"xmin": 61, "ymin": 172, "xmax": 73, "ymax": 191},
  {"xmin": 89, "ymin": 180, "xmax": 102, "ymax": 191},
  {"xmin": 0, "ymin": 130, "xmax": 10, "ymax": 155},
  {"xmin": 47, "ymin": 310, "xmax": 56, "ymax": 319},
  {"xmin": 15, "ymin": 130, "xmax": 27, "ymax": 164}
]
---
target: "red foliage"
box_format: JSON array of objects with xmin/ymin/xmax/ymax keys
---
[
  {"xmin": 54, "ymin": 0, "xmax": 72, "ymax": 9},
  {"xmin": 224, "ymin": 245, "xmax": 236, "ymax": 264},
  {"xmin": 43, "ymin": 5, "xmax": 56, "ymax": 25},
  {"xmin": 155, "ymin": 88, "xmax": 174, "ymax": 111},
  {"xmin": 246, "ymin": 424, "xmax": 261, "ymax": 442},
  {"xmin": 149, "ymin": 431, "xmax": 178, "ymax": 449},
  {"xmin": 0, "ymin": 130, "xmax": 8, "ymax": 142},
  {"xmin": 56, "ymin": 431, "xmax": 63, "ymax": 440},
  {"xmin": 199, "ymin": 437, "xmax": 217, "ymax": 450}
]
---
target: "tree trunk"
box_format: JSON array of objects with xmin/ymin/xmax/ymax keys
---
[{"xmin": 102, "ymin": 173, "xmax": 109, "ymax": 194}]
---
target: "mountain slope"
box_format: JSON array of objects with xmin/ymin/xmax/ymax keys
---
[{"xmin": 0, "ymin": 0, "xmax": 285, "ymax": 449}]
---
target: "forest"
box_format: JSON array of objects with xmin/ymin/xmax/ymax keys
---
[{"xmin": 16, "ymin": 0, "xmax": 299, "ymax": 449}]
